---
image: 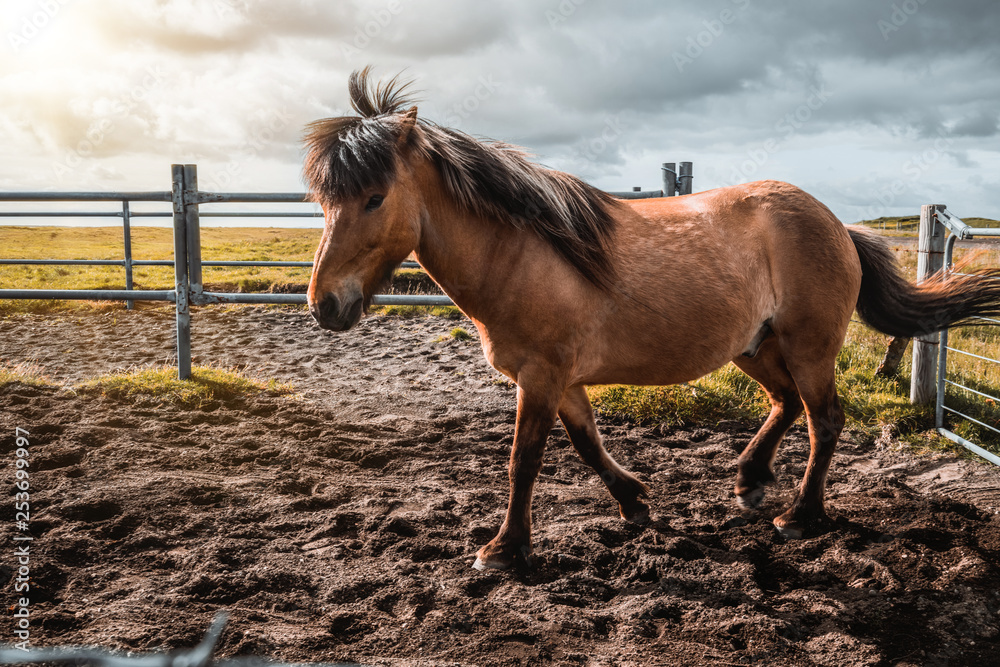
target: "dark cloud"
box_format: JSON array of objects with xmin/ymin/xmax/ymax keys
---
[
  {"xmin": 952, "ymin": 109, "xmax": 1000, "ymax": 137},
  {"xmin": 2, "ymin": 0, "xmax": 999, "ymax": 218}
]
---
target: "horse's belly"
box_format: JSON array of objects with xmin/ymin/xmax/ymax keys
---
[{"xmin": 576, "ymin": 328, "xmax": 752, "ymax": 386}]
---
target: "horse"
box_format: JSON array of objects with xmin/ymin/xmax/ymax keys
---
[{"xmin": 303, "ymin": 68, "xmax": 1000, "ymax": 570}]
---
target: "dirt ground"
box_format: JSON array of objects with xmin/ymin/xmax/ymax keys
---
[{"xmin": 2, "ymin": 306, "xmax": 1000, "ymax": 666}]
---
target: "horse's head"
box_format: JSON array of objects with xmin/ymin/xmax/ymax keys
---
[
  {"xmin": 303, "ymin": 71, "xmax": 423, "ymax": 331},
  {"xmin": 304, "ymin": 68, "xmax": 621, "ymax": 332}
]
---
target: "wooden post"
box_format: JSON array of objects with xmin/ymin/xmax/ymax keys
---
[
  {"xmin": 876, "ymin": 336, "xmax": 909, "ymax": 377},
  {"xmin": 184, "ymin": 165, "xmax": 202, "ymax": 302},
  {"xmin": 910, "ymin": 204, "xmax": 945, "ymax": 404}
]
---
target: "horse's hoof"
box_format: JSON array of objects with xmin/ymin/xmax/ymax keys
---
[
  {"xmin": 773, "ymin": 511, "xmax": 823, "ymax": 539},
  {"xmin": 474, "ymin": 543, "xmax": 529, "ymax": 570},
  {"xmin": 774, "ymin": 505, "xmax": 831, "ymax": 539},
  {"xmin": 622, "ymin": 504, "xmax": 651, "ymax": 526},
  {"xmin": 472, "ymin": 556, "xmax": 504, "ymax": 571},
  {"xmin": 773, "ymin": 519, "xmax": 804, "ymax": 540},
  {"xmin": 736, "ymin": 486, "xmax": 766, "ymax": 510},
  {"xmin": 472, "ymin": 555, "xmax": 510, "ymax": 570}
]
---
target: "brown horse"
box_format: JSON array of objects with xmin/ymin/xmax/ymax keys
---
[{"xmin": 304, "ymin": 68, "xmax": 1000, "ymax": 570}]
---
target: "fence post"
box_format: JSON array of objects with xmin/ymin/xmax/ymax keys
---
[
  {"xmin": 662, "ymin": 163, "xmax": 676, "ymax": 196},
  {"xmin": 184, "ymin": 165, "xmax": 202, "ymax": 303},
  {"xmin": 679, "ymin": 162, "xmax": 693, "ymax": 195},
  {"xmin": 910, "ymin": 203, "xmax": 945, "ymax": 404},
  {"xmin": 171, "ymin": 165, "xmax": 192, "ymax": 380},
  {"xmin": 122, "ymin": 199, "xmax": 134, "ymax": 311}
]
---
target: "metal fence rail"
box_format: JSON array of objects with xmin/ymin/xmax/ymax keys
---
[
  {"xmin": 926, "ymin": 206, "xmax": 1000, "ymax": 466},
  {"xmin": 0, "ymin": 191, "xmax": 174, "ymax": 309},
  {"xmin": 1, "ymin": 162, "xmax": 687, "ymax": 379},
  {"xmin": 0, "ymin": 613, "xmax": 365, "ymax": 667}
]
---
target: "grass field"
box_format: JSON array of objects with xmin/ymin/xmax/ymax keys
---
[
  {"xmin": 856, "ymin": 215, "xmax": 1000, "ymax": 233},
  {"xmin": 1, "ymin": 225, "xmax": 999, "ymax": 455}
]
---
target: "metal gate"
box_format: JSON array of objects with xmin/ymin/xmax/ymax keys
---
[{"xmin": 920, "ymin": 206, "xmax": 1000, "ymax": 465}]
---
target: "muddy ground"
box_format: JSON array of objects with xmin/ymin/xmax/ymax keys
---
[{"xmin": 1, "ymin": 306, "xmax": 1000, "ymax": 666}]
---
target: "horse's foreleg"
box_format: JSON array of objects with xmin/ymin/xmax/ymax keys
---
[
  {"xmin": 473, "ymin": 384, "xmax": 559, "ymax": 571},
  {"xmin": 559, "ymin": 385, "xmax": 650, "ymax": 524}
]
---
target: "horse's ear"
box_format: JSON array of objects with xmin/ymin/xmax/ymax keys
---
[{"xmin": 397, "ymin": 106, "xmax": 418, "ymax": 145}]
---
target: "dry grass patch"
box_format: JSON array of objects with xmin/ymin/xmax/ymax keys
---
[{"xmin": 75, "ymin": 365, "xmax": 295, "ymax": 407}]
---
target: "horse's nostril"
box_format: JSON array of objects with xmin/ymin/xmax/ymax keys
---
[
  {"xmin": 315, "ymin": 294, "xmax": 341, "ymax": 324},
  {"xmin": 311, "ymin": 292, "xmax": 362, "ymax": 331}
]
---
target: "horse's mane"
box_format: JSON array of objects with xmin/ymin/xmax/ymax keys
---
[{"xmin": 303, "ymin": 67, "xmax": 619, "ymax": 289}]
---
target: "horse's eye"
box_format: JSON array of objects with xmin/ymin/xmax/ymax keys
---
[{"xmin": 365, "ymin": 195, "xmax": 384, "ymax": 212}]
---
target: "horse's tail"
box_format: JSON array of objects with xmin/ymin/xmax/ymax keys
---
[{"xmin": 847, "ymin": 226, "xmax": 1000, "ymax": 337}]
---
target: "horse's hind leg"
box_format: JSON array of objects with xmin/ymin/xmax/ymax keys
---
[
  {"xmin": 559, "ymin": 385, "xmax": 650, "ymax": 524},
  {"xmin": 772, "ymin": 367, "xmax": 844, "ymax": 539},
  {"xmin": 732, "ymin": 338, "xmax": 804, "ymax": 509}
]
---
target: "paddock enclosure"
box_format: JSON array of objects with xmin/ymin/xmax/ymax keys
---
[{"xmin": 2, "ymin": 174, "xmax": 1000, "ymax": 665}]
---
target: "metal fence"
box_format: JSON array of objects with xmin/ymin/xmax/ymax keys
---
[
  {"xmin": 0, "ymin": 612, "xmax": 364, "ymax": 666},
  {"xmin": 916, "ymin": 206, "xmax": 1000, "ymax": 466},
  {"xmin": 0, "ymin": 162, "xmax": 688, "ymax": 379}
]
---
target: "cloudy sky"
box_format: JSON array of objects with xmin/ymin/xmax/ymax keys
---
[{"xmin": 2, "ymin": 0, "xmax": 999, "ymax": 223}]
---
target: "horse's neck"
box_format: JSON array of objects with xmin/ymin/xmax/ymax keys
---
[{"xmin": 412, "ymin": 182, "xmax": 520, "ymax": 321}]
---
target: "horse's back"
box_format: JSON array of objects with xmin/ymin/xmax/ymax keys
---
[
  {"xmin": 619, "ymin": 180, "xmax": 860, "ymax": 311},
  {"xmin": 577, "ymin": 181, "xmax": 861, "ymax": 385}
]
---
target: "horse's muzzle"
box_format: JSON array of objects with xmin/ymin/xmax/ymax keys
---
[{"xmin": 310, "ymin": 292, "xmax": 363, "ymax": 331}]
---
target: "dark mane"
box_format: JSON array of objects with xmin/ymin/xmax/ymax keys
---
[{"xmin": 303, "ymin": 68, "xmax": 619, "ymax": 288}]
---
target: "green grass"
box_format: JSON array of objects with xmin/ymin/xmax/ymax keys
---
[
  {"xmin": 372, "ymin": 305, "xmax": 463, "ymax": 320},
  {"xmin": 588, "ymin": 318, "xmax": 1000, "ymax": 456},
  {"xmin": 588, "ymin": 365, "xmax": 768, "ymax": 427},
  {"xmin": 589, "ymin": 324, "xmax": 908, "ymax": 429},
  {"xmin": 75, "ymin": 365, "xmax": 296, "ymax": 407},
  {"xmin": 0, "ymin": 360, "xmax": 296, "ymax": 409},
  {"xmin": 856, "ymin": 216, "xmax": 1000, "ymax": 234},
  {"xmin": 450, "ymin": 327, "xmax": 473, "ymax": 341}
]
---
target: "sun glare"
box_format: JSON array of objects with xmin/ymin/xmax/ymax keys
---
[{"xmin": 5, "ymin": 1, "xmax": 103, "ymax": 70}]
